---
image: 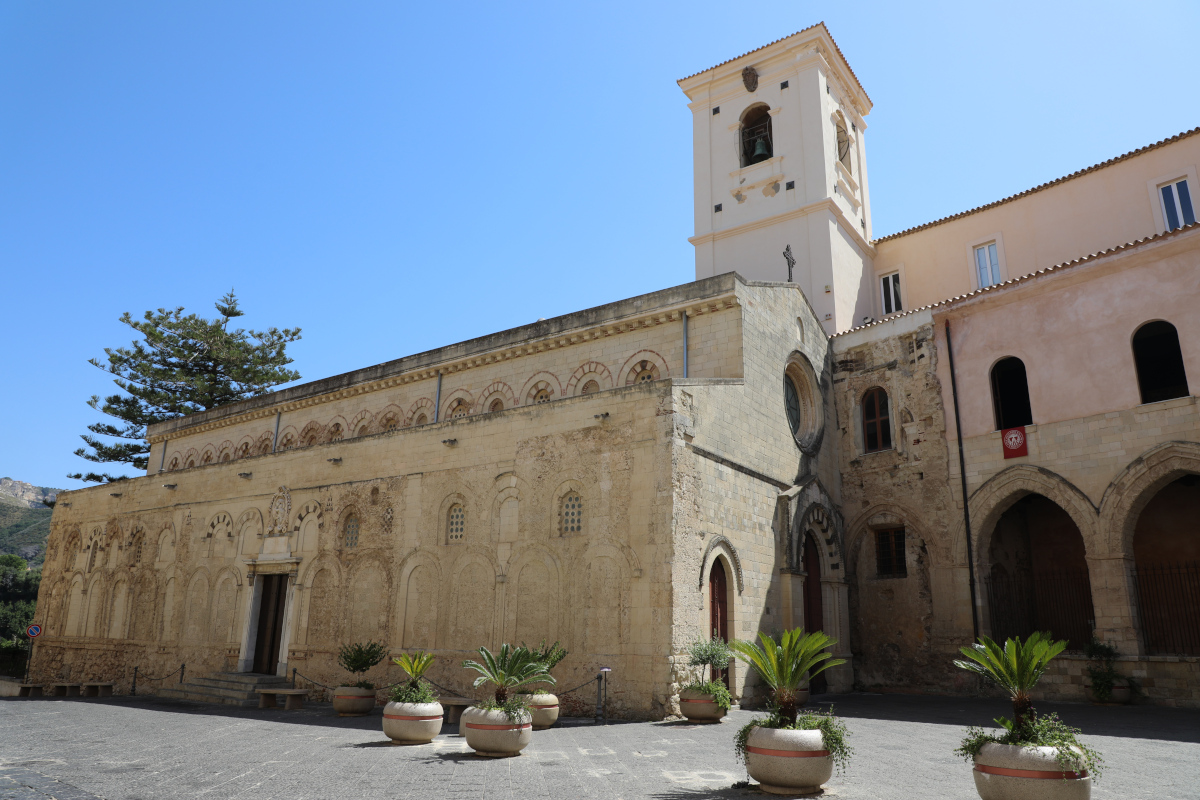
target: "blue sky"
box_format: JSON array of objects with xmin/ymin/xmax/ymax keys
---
[{"xmin": 3, "ymin": 1, "xmax": 1197, "ymax": 490}]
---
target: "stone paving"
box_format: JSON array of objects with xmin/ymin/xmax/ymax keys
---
[{"xmin": 2, "ymin": 693, "xmax": 1198, "ymax": 799}]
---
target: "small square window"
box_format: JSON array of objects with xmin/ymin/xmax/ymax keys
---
[
  {"xmin": 880, "ymin": 272, "xmax": 902, "ymax": 315},
  {"xmin": 1159, "ymin": 179, "xmax": 1196, "ymax": 231},
  {"xmin": 974, "ymin": 242, "xmax": 1001, "ymax": 288},
  {"xmin": 714, "ymin": 203, "xmax": 722, "ymax": 213},
  {"xmin": 875, "ymin": 528, "xmax": 906, "ymax": 578},
  {"xmin": 712, "ymin": 106, "xmax": 720, "ymax": 115}
]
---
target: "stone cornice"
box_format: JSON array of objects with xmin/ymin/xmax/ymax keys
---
[{"xmin": 688, "ymin": 196, "xmax": 876, "ymax": 256}]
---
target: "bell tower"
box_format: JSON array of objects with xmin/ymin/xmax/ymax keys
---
[{"xmin": 678, "ymin": 24, "xmax": 875, "ymax": 333}]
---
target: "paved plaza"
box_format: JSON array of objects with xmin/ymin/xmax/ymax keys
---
[{"xmin": 2, "ymin": 693, "xmax": 1198, "ymax": 799}]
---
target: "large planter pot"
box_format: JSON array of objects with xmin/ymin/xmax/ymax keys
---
[
  {"xmin": 745, "ymin": 725, "xmax": 834, "ymax": 796},
  {"xmin": 1085, "ymin": 682, "xmax": 1131, "ymax": 705},
  {"xmin": 972, "ymin": 742, "xmax": 1091, "ymax": 800},
  {"xmin": 523, "ymin": 693, "xmax": 560, "ymax": 730},
  {"xmin": 382, "ymin": 701, "xmax": 443, "ymax": 744},
  {"xmin": 332, "ymin": 686, "xmax": 377, "ymax": 717},
  {"xmin": 678, "ymin": 687, "xmax": 727, "ymax": 723},
  {"xmin": 461, "ymin": 706, "xmax": 533, "ymax": 758}
]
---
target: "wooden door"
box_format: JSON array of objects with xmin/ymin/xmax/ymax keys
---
[
  {"xmin": 252, "ymin": 575, "xmax": 287, "ymax": 675},
  {"xmin": 708, "ymin": 560, "xmax": 729, "ymax": 687},
  {"xmin": 802, "ymin": 536, "xmax": 826, "ymax": 694}
]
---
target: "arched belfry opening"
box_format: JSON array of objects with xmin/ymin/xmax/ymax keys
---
[
  {"xmin": 983, "ymin": 494, "xmax": 1094, "ymax": 650},
  {"xmin": 741, "ymin": 104, "xmax": 773, "ymax": 167}
]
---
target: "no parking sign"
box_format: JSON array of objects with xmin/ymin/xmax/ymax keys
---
[{"xmin": 27, "ymin": 625, "xmax": 41, "ymax": 638}]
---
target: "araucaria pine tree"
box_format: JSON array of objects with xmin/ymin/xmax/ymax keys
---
[{"xmin": 70, "ymin": 292, "xmax": 301, "ymax": 483}]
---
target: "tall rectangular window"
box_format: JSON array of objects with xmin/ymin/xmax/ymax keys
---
[
  {"xmin": 875, "ymin": 528, "xmax": 907, "ymax": 578},
  {"xmin": 1160, "ymin": 179, "xmax": 1196, "ymax": 231},
  {"xmin": 880, "ymin": 272, "xmax": 902, "ymax": 315},
  {"xmin": 974, "ymin": 243, "xmax": 1001, "ymax": 288}
]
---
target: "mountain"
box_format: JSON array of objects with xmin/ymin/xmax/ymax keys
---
[{"xmin": 0, "ymin": 477, "xmax": 61, "ymax": 509}]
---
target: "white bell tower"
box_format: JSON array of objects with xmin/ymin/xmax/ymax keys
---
[{"xmin": 678, "ymin": 24, "xmax": 876, "ymax": 333}]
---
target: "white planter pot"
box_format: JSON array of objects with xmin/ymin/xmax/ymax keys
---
[
  {"xmin": 461, "ymin": 706, "xmax": 532, "ymax": 758},
  {"xmin": 382, "ymin": 701, "xmax": 443, "ymax": 744},
  {"xmin": 678, "ymin": 687, "xmax": 727, "ymax": 723},
  {"xmin": 332, "ymin": 686, "xmax": 376, "ymax": 717},
  {"xmin": 973, "ymin": 742, "xmax": 1091, "ymax": 800},
  {"xmin": 524, "ymin": 693, "xmax": 560, "ymax": 730},
  {"xmin": 745, "ymin": 725, "xmax": 834, "ymax": 796}
]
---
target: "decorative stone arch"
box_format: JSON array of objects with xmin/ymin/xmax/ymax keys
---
[
  {"xmin": 620, "ymin": 350, "xmax": 669, "ymax": 386},
  {"xmin": 107, "ymin": 573, "xmax": 131, "ymax": 640},
  {"xmin": 215, "ymin": 440, "xmax": 234, "ymax": 463},
  {"xmin": 549, "ymin": 478, "xmax": 587, "ymax": 538},
  {"xmin": 438, "ymin": 491, "xmax": 471, "ymax": 546},
  {"xmin": 335, "ymin": 503, "xmax": 362, "ymax": 550},
  {"xmin": 348, "ymin": 409, "xmax": 375, "ymax": 437},
  {"xmin": 699, "ymin": 535, "xmax": 745, "ymax": 595},
  {"xmin": 83, "ymin": 570, "xmax": 108, "ymax": 637},
  {"xmin": 957, "ymin": 464, "xmax": 1101, "ymax": 567},
  {"xmin": 297, "ymin": 554, "xmax": 344, "ymax": 646},
  {"xmin": 565, "ymin": 361, "xmax": 614, "ymax": 395},
  {"xmin": 475, "ymin": 381, "xmax": 517, "ymax": 414},
  {"xmin": 569, "ymin": 539, "xmax": 638, "ymax": 657},
  {"xmin": 376, "ymin": 404, "xmax": 404, "ymax": 431},
  {"xmin": 182, "ymin": 567, "xmax": 213, "ymax": 639},
  {"xmin": 126, "ymin": 522, "xmax": 147, "ymax": 567},
  {"xmin": 790, "ymin": 501, "xmax": 844, "ymax": 575},
  {"xmin": 276, "ymin": 426, "xmax": 299, "ymax": 451},
  {"xmin": 1099, "ymin": 441, "xmax": 1200, "ymax": 554},
  {"xmin": 182, "ymin": 448, "xmax": 199, "ymax": 469},
  {"xmin": 199, "ymin": 443, "xmax": 218, "ymax": 466},
  {"xmin": 166, "ymin": 451, "xmax": 183, "ymax": 471},
  {"xmin": 292, "ymin": 500, "xmax": 324, "ymax": 533},
  {"xmin": 234, "ymin": 434, "xmax": 257, "ymax": 460},
  {"xmin": 843, "ymin": 502, "xmax": 929, "ymax": 579},
  {"xmin": 208, "ymin": 566, "xmax": 243, "ymax": 643},
  {"xmin": 206, "ymin": 511, "xmax": 234, "ymax": 539},
  {"xmin": 568, "ymin": 536, "xmax": 644, "ymax": 579},
  {"xmin": 521, "ymin": 371, "xmax": 563, "ymax": 405},
  {"xmin": 255, "ymin": 431, "xmax": 274, "ymax": 455},
  {"xmin": 298, "ymin": 420, "xmax": 324, "ymax": 448},
  {"xmin": 155, "ymin": 524, "xmax": 177, "ymax": 564},
  {"xmin": 235, "ymin": 508, "xmax": 262, "ymax": 551},
  {"xmin": 324, "ymin": 415, "xmax": 349, "ymax": 443},
  {"xmin": 392, "ymin": 547, "xmax": 443, "ymax": 649},
  {"xmin": 504, "ymin": 543, "xmax": 565, "ymax": 644},
  {"xmin": 442, "ymin": 387, "xmax": 475, "ymax": 420},
  {"xmin": 64, "ymin": 572, "xmax": 87, "ymax": 637},
  {"xmin": 784, "ymin": 351, "xmax": 825, "ymax": 456},
  {"xmin": 405, "ymin": 397, "xmax": 435, "ymax": 427}
]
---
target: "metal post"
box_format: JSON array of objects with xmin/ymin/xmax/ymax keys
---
[
  {"xmin": 131, "ymin": 666, "xmax": 138, "ymax": 696},
  {"xmin": 180, "ymin": 663, "xmax": 186, "ymax": 684},
  {"xmin": 23, "ymin": 638, "xmax": 33, "ymax": 684},
  {"xmin": 292, "ymin": 668, "xmax": 297, "ymax": 689},
  {"xmin": 603, "ymin": 671, "xmax": 608, "ymax": 724},
  {"xmin": 593, "ymin": 672, "xmax": 603, "ymax": 725}
]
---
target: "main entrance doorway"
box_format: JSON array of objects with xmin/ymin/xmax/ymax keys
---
[
  {"xmin": 708, "ymin": 559, "xmax": 729, "ymax": 687},
  {"xmin": 252, "ymin": 574, "xmax": 288, "ymax": 675},
  {"xmin": 802, "ymin": 535, "xmax": 826, "ymax": 694}
]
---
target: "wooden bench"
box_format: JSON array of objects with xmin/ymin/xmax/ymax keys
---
[
  {"xmin": 437, "ymin": 695, "xmax": 474, "ymax": 724},
  {"xmin": 256, "ymin": 687, "xmax": 309, "ymax": 710},
  {"xmin": 18, "ymin": 685, "xmax": 43, "ymax": 698},
  {"xmin": 81, "ymin": 682, "xmax": 115, "ymax": 698},
  {"xmin": 48, "ymin": 684, "xmax": 81, "ymax": 698}
]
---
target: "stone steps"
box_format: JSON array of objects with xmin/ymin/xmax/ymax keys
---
[{"xmin": 157, "ymin": 673, "xmax": 291, "ymax": 708}]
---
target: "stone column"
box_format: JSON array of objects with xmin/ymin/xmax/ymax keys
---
[{"xmin": 1088, "ymin": 554, "xmax": 1142, "ymax": 655}]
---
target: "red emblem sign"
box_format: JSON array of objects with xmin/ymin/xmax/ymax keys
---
[{"xmin": 1002, "ymin": 426, "xmax": 1028, "ymax": 459}]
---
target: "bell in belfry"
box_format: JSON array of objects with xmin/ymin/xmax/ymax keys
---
[{"xmin": 751, "ymin": 137, "xmax": 771, "ymax": 163}]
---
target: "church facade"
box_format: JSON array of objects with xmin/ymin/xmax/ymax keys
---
[{"xmin": 33, "ymin": 24, "xmax": 1199, "ymax": 713}]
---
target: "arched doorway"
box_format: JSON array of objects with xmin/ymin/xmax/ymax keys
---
[
  {"xmin": 1132, "ymin": 475, "xmax": 1200, "ymax": 655},
  {"xmin": 708, "ymin": 559, "xmax": 729, "ymax": 687},
  {"xmin": 802, "ymin": 535, "xmax": 826, "ymax": 694},
  {"xmin": 984, "ymin": 494, "xmax": 1094, "ymax": 650}
]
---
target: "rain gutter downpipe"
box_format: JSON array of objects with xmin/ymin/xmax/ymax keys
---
[
  {"xmin": 682, "ymin": 311, "xmax": 689, "ymax": 378},
  {"xmin": 434, "ymin": 371, "xmax": 443, "ymax": 423},
  {"xmin": 272, "ymin": 411, "xmax": 281, "ymax": 453},
  {"xmin": 944, "ymin": 319, "xmax": 980, "ymax": 641}
]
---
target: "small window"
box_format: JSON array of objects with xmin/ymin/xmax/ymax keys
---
[
  {"xmin": 202, "ymin": 452, "xmax": 213, "ymax": 465},
  {"xmin": 835, "ymin": 115, "xmax": 852, "ymax": 173},
  {"xmin": 169, "ymin": 457, "xmax": 179, "ymax": 471},
  {"xmin": 134, "ymin": 538, "xmax": 143, "ymax": 564},
  {"xmin": 87, "ymin": 546, "xmax": 98, "ymax": 573},
  {"xmin": 357, "ymin": 425, "xmax": 370, "ymax": 437},
  {"xmin": 991, "ymin": 357, "xmax": 1033, "ymax": 429},
  {"xmin": 880, "ymin": 272, "xmax": 902, "ymax": 315},
  {"xmin": 343, "ymin": 515, "xmax": 359, "ymax": 548},
  {"xmin": 533, "ymin": 389, "xmax": 551, "ymax": 404},
  {"xmin": 489, "ymin": 398, "xmax": 504, "ymax": 413},
  {"xmin": 328, "ymin": 423, "xmax": 343, "ymax": 441},
  {"xmin": 220, "ymin": 452, "xmax": 231, "ymax": 462},
  {"xmin": 381, "ymin": 415, "xmax": 399, "ymax": 431},
  {"xmin": 450, "ymin": 400, "xmax": 469, "ymax": 419},
  {"xmin": 875, "ymin": 528, "xmax": 907, "ymax": 577},
  {"xmin": 741, "ymin": 105, "xmax": 773, "ymax": 167},
  {"xmin": 629, "ymin": 360, "xmax": 659, "ymax": 384},
  {"xmin": 1159, "ymin": 179, "xmax": 1196, "ymax": 231},
  {"xmin": 862, "ymin": 387, "xmax": 892, "ymax": 453},
  {"xmin": 237, "ymin": 443, "xmax": 250, "ymax": 459},
  {"xmin": 414, "ymin": 413, "xmax": 428, "ymax": 426},
  {"xmin": 974, "ymin": 242, "xmax": 1001, "ymax": 288},
  {"xmin": 186, "ymin": 459, "xmax": 196, "ymax": 469},
  {"xmin": 559, "ymin": 492, "xmax": 583, "ymax": 536},
  {"xmin": 279, "ymin": 434, "xmax": 295, "ymax": 450},
  {"xmin": 1133, "ymin": 321, "xmax": 1190, "ymax": 403},
  {"xmin": 447, "ymin": 504, "xmax": 465, "ymax": 543},
  {"xmin": 580, "ymin": 380, "xmax": 599, "ymax": 395}
]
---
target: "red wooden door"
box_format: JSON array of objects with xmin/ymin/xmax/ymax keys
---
[
  {"xmin": 802, "ymin": 536, "xmax": 827, "ymax": 694},
  {"xmin": 708, "ymin": 560, "xmax": 729, "ymax": 687}
]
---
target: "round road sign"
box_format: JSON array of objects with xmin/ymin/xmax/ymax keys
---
[{"xmin": 26, "ymin": 625, "xmax": 42, "ymax": 638}]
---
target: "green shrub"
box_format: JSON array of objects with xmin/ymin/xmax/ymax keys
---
[
  {"xmin": 680, "ymin": 679, "xmax": 732, "ymax": 711},
  {"xmin": 389, "ymin": 680, "xmax": 437, "ymax": 705},
  {"xmin": 955, "ymin": 713, "xmax": 1103, "ymax": 778},
  {"xmin": 734, "ymin": 707, "xmax": 853, "ymax": 775},
  {"xmin": 1083, "ymin": 636, "xmax": 1139, "ymax": 701},
  {"xmin": 337, "ymin": 641, "xmax": 388, "ymax": 689}
]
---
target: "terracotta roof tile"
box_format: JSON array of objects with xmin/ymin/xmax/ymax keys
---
[
  {"xmin": 874, "ymin": 127, "xmax": 1200, "ymax": 243},
  {"xmin": 831, "ymin": 221, "xmax": 1200, "ymax": 339},
  {"xmin": 677, "ymin": 22, "xmax": 871, "ymax": 106}
]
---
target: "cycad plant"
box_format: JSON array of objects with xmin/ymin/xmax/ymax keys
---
[
  {"xmin": 390, "ymin": 651, "xmax": 437, "ymax": 704},
  {"xmin": 953, "ymin": 631, "xmax": 1065, "ymax": 736},
  {"xmin": 728, "ymin": 629, "xmax": 845, "ymax": 725},
  {"xmin": 462, "ymin": 643, "xmax": 557, "ymax": 704}
]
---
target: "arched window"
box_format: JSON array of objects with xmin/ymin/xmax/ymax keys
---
[
  {"xmin": 741, "ymin": 105, "xmax": 773, "ymax": 167},
  {"xmin": 202, "ymin": 452, "xmax": 213, "ymax": 465},
  {"xmin": 414, "ymin": 413, "xmax": 428, "ymax": 426},
  {"xmin": 1132, "ymin": 321, "xmax": 1190, "ymax": 404},
  {"xmin": 862, "ymin": 387, "xmax": 892, "ymax": 452},
  {"xmin": 991, "ymin": 357, "xmax": 1033, "ymax": 430},
  {"xmin": 237, "ymin": 442, "xmax": 250, "ymax": 459},
  {"xmin": 168, "ymin": 457, "xmax": 179, "ymax": 471},
  {"xmin": 450, "ymin": 400, "xmax": 470, "ymax": 418},
  {"xmin": 87, "ymin": 546, "xmax": 98, "ymax": 573},
  {"xmin": 134, "ymin": 537, "xmax": 143, "ymax": 565},
  {"xmin": 186, "ymin": 459, "xmax": 196, "ymax": 469},
  {"xmin": 328, "ymin": 423, "xmax": 343, "ymax": 441},
  {"xmin": 784, "ymin": 373, "xmax": 803, "ymax": 438},
  {"xmin": 343, "ymin": 515, "xmax": 359, "ymax": 549},
  {"xmin": 446, "ymin": 504, "xmax": 465, "ymax": 544},
  {"xmin": 580, "ymin": 380, "xmax": 599, "ymax": 395},
  {"xmin": 629, "ymin": 360, "xmax": 659, "ymax": 384},
  {"xmin": 835, "ymin": 113, "xmax": 852, "ymax": 173},
  {"xmin": 533, "ymin": 388, "xmax": 552, "ymax": 404},
  {"xmin": 357, "ymin": 425, "xmax": 370, "ymax": 437},
  {"xmin": 381, "ymin": 414, "xmax": 399, "ymax": 432},
  {"xmin": 559, "ymin": 492, "xmax": 583, "ymax": 536},
  {"xmin": 489, "ymin": 398, "xmax": 504, "ymax": 413},
  {"xmin": 279, "ymin": 434, "xmax": 295, "ymax": 451}
]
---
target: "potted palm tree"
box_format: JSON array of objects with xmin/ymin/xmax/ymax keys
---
[
  {"xmin": 460, "ymin": 644, "xmax": 555, "ymax": 757},
  {"xmin": 678, "ymin": 637, "xmax": 732, "ymax": 723},
  {"xmin": 954, "ymin": 632, "xmax": 1103, "ymax": 799},
  {"xmin": 729, "ymin": 629, "xmax": 851, "ymax": 796},
  {"xmin": 333, "ymin": 641, "xmax": 388, "ymax": 716},
  {"xmin": 382, "ymin": 651, "xmax": 443, "ymax": 745},
  {"xmin": 519, "ymin": 640, "xmax": 568, "ymax": 730}
]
